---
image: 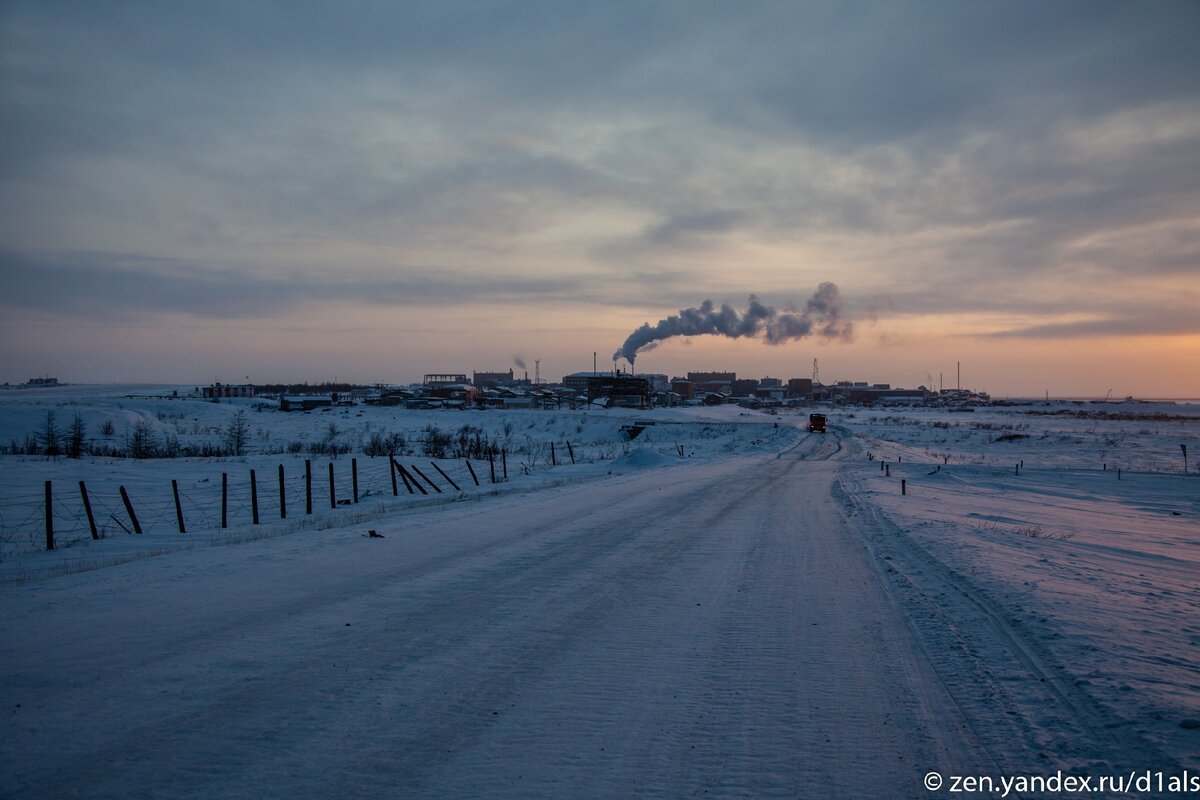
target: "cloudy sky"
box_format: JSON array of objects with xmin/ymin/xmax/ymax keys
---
[{"xmin": 2, "ymin": 1, "xmax": 1198, "ymax": 396}]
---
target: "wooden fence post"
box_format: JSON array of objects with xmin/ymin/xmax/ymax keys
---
[
  {"xmin": 901, "ymin": 479, "xmax": 907, "ymax": 496},
  {"xmin": 465, "ymin": 459, "xmax": 480, "ymax": 486},
  {"xmin": 120, "ymin": 485, "xmax": 143, "ymax": 534},
  {"xmin": 79, "ymin": 481, "xmax": 98, "ymax": 540},
  {"xmin": 410, "ymin": 464, "xmax": 442, "ymax": 494},
  {"xmin": 398, "ymin": 463, "xmax": 427, "ymax": 495},
  {"xmin": 389, "ymin": 451, "xmax": 399, "ymax": 496},
  {"xmin": 221, "ymin": 472, "xmax": 228, "ymax": 528},
  {"xmin": 44, "ymin": 480, "xmax": 54, "ymax": 551},
  {"xmin": 305, "ymin": 459, "xmax": 313, "ymax": 515},
  {"xmin": 393, "ymin": 459, "xmax": 415, "ymax": 494},
  {"xmin": 566, "ymin": 441, "xmax": 575, "ymax": 464},
  {"xmin": 551, "ymin": 442, "xmax": 557, "ymax": 466},
  {"xmin": 279, "ymin": 464, "xmax": 287, "ymax": 519},
  {"xmin": 488, "ymin": 451, "xmax": 496, "ymax": 484},
  {"xmin": 172, "ymin": 479, "xmax": 186, "ymax": 533},
  {"xmin": 352, "ymin": 457, "xmax": 359, "ymax": 503},
  {"xmin": 430, "ymin": 461, "xmax": 461, "ymax": 491},
  {"xmin": 502, "ymin": 448, "xmax": 508, "ymax": 481},
  {"xmin": 250, "ymin": 469, "xmax": 260, "ymax": 525},
  {"xmin": 329, "ymin": 462, "xmax": 336, "ymax": 509}
]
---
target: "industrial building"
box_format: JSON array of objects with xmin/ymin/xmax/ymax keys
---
[
  {"xmin": 473, "ymin": 370, "xmax": 522, "ymax": 388},
  {"xmin": 203, "ymin": 383, "xmax": 255, "ymax": 399}
]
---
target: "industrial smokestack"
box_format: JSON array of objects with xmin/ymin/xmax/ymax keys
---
[{"xmin": 612, "ymin": 283, "xmax": 853, "ymax": 366}]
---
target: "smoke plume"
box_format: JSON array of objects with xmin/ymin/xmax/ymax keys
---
[
  {"xmin": 513, "ymin": 355, "xmax": 527, "ymax": 370},
  {"xmin": 613, "ymin": 283, "xmax": 853, "ymax": 365}
]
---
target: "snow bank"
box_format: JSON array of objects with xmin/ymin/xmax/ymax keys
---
[{"xmin": 613, "ymin": 447, "xmax": 680, "ymax": 470}]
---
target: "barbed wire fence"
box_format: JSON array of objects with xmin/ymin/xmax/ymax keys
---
[{"xmin": 1, "ymin": 439, "xmax": 615, "ymax": 560}]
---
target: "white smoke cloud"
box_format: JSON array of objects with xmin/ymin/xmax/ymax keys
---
[{"xmin": 613, "ymin": 283, "xmax": 853, "ymax": 365}]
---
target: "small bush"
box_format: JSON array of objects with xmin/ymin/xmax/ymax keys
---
[
  {"xmin": 422, "ymin": 425, "xmax": 452, "ymax": 458},
  {"xmin": 365, "ymin": 431, "xmax": 406, "ymax": 457},
  {"xmin": 307, "ymin": 441, "xmax": 351, "ymax": 457}
]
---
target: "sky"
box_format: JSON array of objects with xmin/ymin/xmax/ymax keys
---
[{"xmin": 1, "ymin": 1, "xmax": 1198, "ymax": 397}]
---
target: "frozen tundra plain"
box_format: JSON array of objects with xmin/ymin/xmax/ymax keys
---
[{"xmin": 0, "ymin": 386, "xmax": 1197, "ymax": 798}]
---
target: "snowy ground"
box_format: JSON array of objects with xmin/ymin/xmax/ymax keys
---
[
  {"xmin": 0, "ymin": 385, "xmax": 790, "ymax": 573},
  {"xmin": 835, "ymin": 405, "xmax": 1200, "ymax": 773},
  {"xmin": 1, "ymin": 389, "xmax": 1198, "ymax": 798}
]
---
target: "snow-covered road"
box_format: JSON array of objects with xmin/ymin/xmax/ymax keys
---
[{"xmin": 0, "ymin": 429, "xmax": 1172, "ymax": 798}]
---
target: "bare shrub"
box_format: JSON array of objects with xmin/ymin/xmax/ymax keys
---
[{"xmin": 365, "ymin": 431, "xmax": 407, "ymax": 457}]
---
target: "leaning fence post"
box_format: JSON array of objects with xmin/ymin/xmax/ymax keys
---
[
  {"xmin": 430, "ymin": 461, "xmax": 461, "ymax": 491},
  {"xmin": 389, "ymin": 451, "xmax": 399, "ymax": 496},
  {"xmin": 119, "ymin": 485, "xmax": 143, "ymax": 534},
  {"xmin": 250, "ymin": 469, "xmax": 260, "ymax": 525},
  {"xmin": 279, "ymin": 464, "xmax": 287, "ymax": 518},
  {"xmin": 397, "ymin": 463, "xmax": 426, "ymax": 495},
  {"xmin": 551, "ymin": 442, "xmax": 557, "ymax": 466},
  {"xmin": 79, "ymin": 480, "xmax": 98, "ymax": 540},
  {"xmin": 221, "ymin": 472, "xmax": 228, "ymax": 528},
  {"xmin": 410, "ymin": 464, "xmax": 442, "ymax": 494},
  {"xmin": 305, "ymin": 459, "xmax": 313, "ymax": 515},
  {"xmin": 566, "ymin": 441, "xmax": 575, "ymax": 464},
  {"xmin": 44, "ymin": 480, "xmax": 54, "ymax": 551},
  {"xmin": 352, "ymin": 457, "xmax": 359, "ymax": 503},
  {"xmin": 393, "ymin": 459, "xmax": 415, "ymax": 494},
  {"xmin": 465, "ymin": 459, "xmax": 480, "ymax": 486},
  {"xmin": 172, "ymin": 479, "xmax": 186, "ymax": 533}
]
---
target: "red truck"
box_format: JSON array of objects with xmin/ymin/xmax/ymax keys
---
[{"xmin": 808, "ymin": 413, "xmax": 827, "ymax": 433}]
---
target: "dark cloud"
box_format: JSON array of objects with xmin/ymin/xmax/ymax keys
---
[
  {"xmin": 0, "ymin": 249, "xmax": 589, "ymax": 319},
  {"xmin": 1, "ymin": 0, "xmax": 1197, "ymax": 340},
  {"xmin": 984, "ymin": 312, "xmax": 1200, "ymax": 339}
]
